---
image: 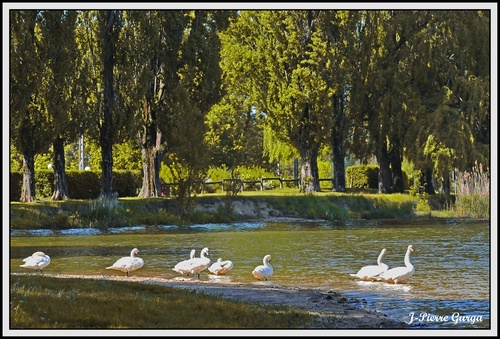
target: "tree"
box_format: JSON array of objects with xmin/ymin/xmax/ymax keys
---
[
  {"xmin": 36, "ymin": 10, "xmax": 80, "ymax": 200},
  {"xmin": 10, "ymin": 10, "xmax": 53, "ymax": 202},
  {"xmin": 313, "ymin": 10, "xmax": 361, "ymax": 192},
  {"xmin": 220, "ymin": 10, "xmax": 335, "ymax": 193},
  {"xmin": 404, "ymin": 10, "xmax": 490, "ymax": 194},
  {"xmin": 118, "ymin": 11, "xmax": 187, "ymax": 198}
]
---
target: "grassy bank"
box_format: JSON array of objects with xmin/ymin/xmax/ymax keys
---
[
  {"xmin": 9, "ymin": 189, "xmax": 470, "ymax": 230},
  {"xmin": 10, "ymin": 275, "xmax": 314, "ymax": 329}
]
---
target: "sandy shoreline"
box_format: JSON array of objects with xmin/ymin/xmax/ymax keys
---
[{"xmin": 15, "ymin": 273, "xmax": 416, "ymax": 330}]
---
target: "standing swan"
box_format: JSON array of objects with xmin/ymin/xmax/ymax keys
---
[
  {"xmin": 376, "ymin": 245, "xmax": 415, "ymax": 284},
  {"xmin": 252, "ymin": 254, "xmax": 273, "ymax": 281},
  {"xmin": 173, "ymin": 249, "xmax": 197, "ymax": 275},
  {"xmin": 208, "ymin": 258, "xmax": 234, "ymax": 275},
  {"xmin": 185, "ymin": 247, "xmax": 211, "ymax": 279},
  {"xmin": 20, "ymin": 251, "xmax": 51, "ymax": 274},
  {"xmin": 350, "ymin": 248, "xmax": 389, "ymax": 281},
  {"xmin": 106, "ymin": 248, "xmax": 144, "ymax": 277}
]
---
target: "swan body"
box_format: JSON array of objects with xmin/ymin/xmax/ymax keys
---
[
  {"xmin": 20, "ymin": 251, "xmax": 51, "ymax": 274},
  {"xmin": 208, "ymin": 258, "xmax": 234, "ymax": 275},
  {"xmin": 350, "ymin": 248, "xmax": 389, "ymax": 281},
  {"xmin": 173, "ymin": 249, "xmax": 197, "ymax": 275},
  {"xmin": 106, "ymin": 248, "xmax": 144, "ymax": 276},
  {"xmin": 252, "ymin": 254, "xmax": 273, "ymax": 281},
  {"xmin": 376, "ymin": 245, "xmax": 415, "ymax": 284},
  {"xmin": 184, "ymin": 247, "xmax": 211, "ymax": 278}
]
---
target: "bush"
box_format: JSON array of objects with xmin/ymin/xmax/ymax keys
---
[{"xmin": 346, "ymin": 165, "xmax": 379, "ymax": 189}]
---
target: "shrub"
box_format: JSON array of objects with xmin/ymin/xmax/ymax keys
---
[{"xmin": 346, "ymin": 165, "xmax": 379, "ymax": 189}]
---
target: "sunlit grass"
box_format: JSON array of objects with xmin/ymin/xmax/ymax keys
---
[{"xmin": 10, "ymin": 275, "xmax": 314, "ymax": 329}]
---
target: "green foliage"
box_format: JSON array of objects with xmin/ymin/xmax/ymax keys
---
[
  {"xmin": 66, "ymin": 170, "xmax": 101, "ymax": 199},
  {"xmin": 346, "ymin": 165, "xmax": 379, "ymax": 189},
  {"xmin": 113, "ymin": 170, "xmax": 142, "ymax": 197},
  {"xmin": 10, "ymin": 276, "xmax": 314, "ymax": 329},
  {"xmin": 415, "ymin": 192, "xmax": 432, "ymax": 213},
  {"xmin": 9, "ymin": 9, "xmax": 490, "ymax": 203}
]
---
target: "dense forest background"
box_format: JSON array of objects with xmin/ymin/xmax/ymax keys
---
[{"xmin": 8, "ymin": 7, "xmax": 492, "ymax": 203}]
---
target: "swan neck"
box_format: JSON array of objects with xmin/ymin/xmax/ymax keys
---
[
  {"xmin": 404, "ymin": 249, "xmax": 412, "ymax": 267},
  {"xmin": 377, "ymin": 252, "xmax": 385, "ymax": 266}
]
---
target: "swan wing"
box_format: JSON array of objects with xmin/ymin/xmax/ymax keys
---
[
  {"xmin": 377, "ymin": 266, "xmax": 414, "ymax": 283},
  {"xmin": 252, "ymin": 264, "xmax": 273, "ymax": 280},
  {"xmin": 20, "ymin": 254, "xmax": 50, "ymax": 269},
  {"xmin": 351, "ymin": 264, "xmax": 388, "ymax": 280}
]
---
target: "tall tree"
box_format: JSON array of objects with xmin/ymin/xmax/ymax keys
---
[
  {"xmin": 10, "ymin": 10, "xmax": 52, "ymax": 202},
  {"xmin": 119, "ymin": 10, "xmax": 186, "ymax": 198},
  {"xmin": 37, "ymin": 10, "xmax": 79, "ymax": 200},
  {"xmin": 350, "ymin": 10, "xmax": 425, "ymax": 193},
  {"xmin": 220, "ymin": 10, "xmax": 334, "ymax": 193},
  {"xmin": 96, "ymin": 11, "xmax": 121, "ymax": 199},
  {"xmin": 314, "ymin": 10, "xmax": 361, "ymax": 192},
  {"xmin": 403, "ymin": 10, "xmax": 490, "ymax": 194}
]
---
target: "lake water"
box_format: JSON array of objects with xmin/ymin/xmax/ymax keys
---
[{"xmin": 9, "ymin": 219, "xmax": 492, "ymax": 330}]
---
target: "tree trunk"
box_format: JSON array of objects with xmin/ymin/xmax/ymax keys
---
[
  {"xmin": 20, "ymin": 148, "xmax": 36, "ymax": 202},
  {"xmin": 298, "ymin": 144, "xmax": 320, "ymax": 193},
  {"xmin": 439, "ymin": 174, "xmax": 451, "ymax": 195},
  {"xmin": 51, "ymin": 136, "xmax": 70, "ymax": 200},
  {"xmin": 331, "ymin": 94, "xmax": 346, "ymax": 192},
  {"xmin": 99, "ymin": 10, "xmax": 116, "ymax": 200},
  {"xmin": 389, "ymin": 143, "xmax": 404, "ymax": 193},
  {"xmin": 377, "ymin": 148, "xmax": 392, "ymax": 194},
  {"xmin": 138, "ymin": 129, "xmax": 164, "ymax": 198},
  {"xmin": 421, "ymin": 167, "xmax": 436, "ymax": 194}
]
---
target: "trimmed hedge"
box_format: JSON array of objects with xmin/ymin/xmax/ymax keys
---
[{"xmin": 9, "ymin": 170, "xmax": 142, "ymax": 201}]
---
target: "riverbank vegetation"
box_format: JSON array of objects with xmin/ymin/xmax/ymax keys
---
[{"xmin": 9, "ymin": 187, "xmax": 488, "ymax": 231}]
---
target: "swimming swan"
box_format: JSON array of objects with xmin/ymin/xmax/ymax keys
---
[
  {"xmin": 208, "ymin": 258, "xmax": 234, "ymax": 275},
  {"xmin": 20, "ymin": 251, "xmax": 51, "ymax": 274},
  {"xmin": 173, "ymin": 249, "xmax": 197, "ymax": 275},
  {"xmin": 376, "ymin": 245, "xmax": 415, "ymax": 284},
  {"xmin": 106, "ymin": 248, "xmax": 144, "ymax": 276},
  {"xmin": 350, "ymin": 248, "xmax": 389, "ymax": 281},
  {"xmin": 252, "ymin": 254, "xmax": 273, "ymax": 281},
  {"xmin": 185, "ymin": 247, "xmax": 211, "ymax": 279}
]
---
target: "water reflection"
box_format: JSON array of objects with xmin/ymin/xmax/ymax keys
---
[{"xmin": 10, "ymin": 220, "xmax": 490, "ymax": 329}]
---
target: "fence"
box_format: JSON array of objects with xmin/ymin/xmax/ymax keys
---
[{"xmin": 160, "ymin": 177, "xmax": 335, "ymax": 197}]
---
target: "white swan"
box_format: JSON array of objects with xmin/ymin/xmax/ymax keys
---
[
  {"xmin": 172, "ymin": 249, "xmax": 197, "ymax": 275},
  {"xmin": 184, "ymin": 247, "xmax": 211, "ymax": 279},
  {"xmin": 252, "ymin": 254, "xmax": 273, "ymax": 281},
  {"xmin": 106, "ymin": 248, "xmax": 144, "ymax": 277},
  {"xmin": 208, "ymin": 258, "xmax": 234, "ymax": 275},
  {"xmin": 20, "ymin": 251, "xmax": 51, "ymax": 274},
  {"xmin": 350, "ymin": 248, "xmax": 389, "ymax": 281},
  {"xmin": 376, "ymin": 245, "xmax": 415, "ymax": 284}
]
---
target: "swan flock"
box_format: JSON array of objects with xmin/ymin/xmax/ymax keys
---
[{"xmin": 19, "ymin": 245, "xmax": 415, "ymax": 285}]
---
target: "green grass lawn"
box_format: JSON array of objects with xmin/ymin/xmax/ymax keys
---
[{"xmin": 10, "ymin": 275, "xmax": 314, "ymax": 329}]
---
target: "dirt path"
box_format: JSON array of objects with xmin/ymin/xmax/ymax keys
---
[{"xmin": 35, "ymin": 273, "xmax": 415, "ymax": 329}]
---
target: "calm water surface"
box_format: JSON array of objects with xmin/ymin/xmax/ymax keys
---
[{"xmin": 10, "ymin": 219, "xmax": 491, "ymax": 329}]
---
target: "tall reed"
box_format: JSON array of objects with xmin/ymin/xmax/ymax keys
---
[{"xmin": 455, "ymin": 162, "xmax": 490, "ymax": 219}]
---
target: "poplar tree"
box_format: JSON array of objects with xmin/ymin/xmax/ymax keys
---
[{"xmin": 10, "ymin": 10, "xmax": 51, "ymax": 202}]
